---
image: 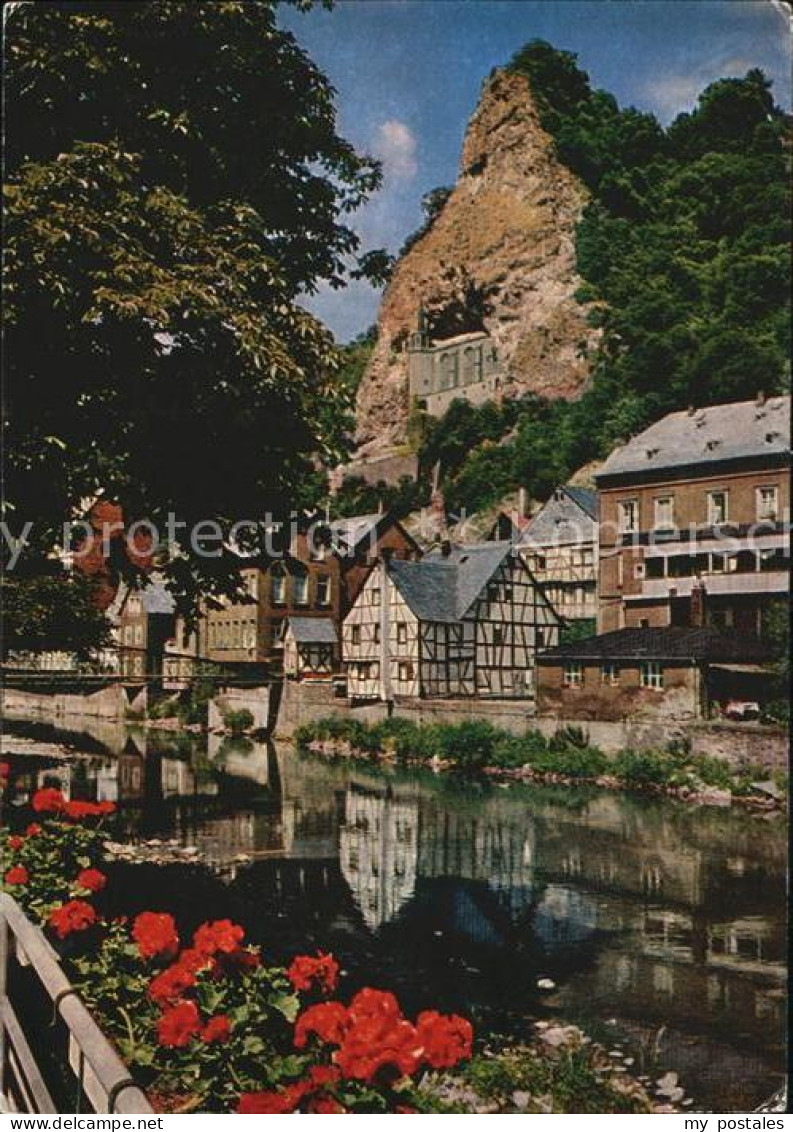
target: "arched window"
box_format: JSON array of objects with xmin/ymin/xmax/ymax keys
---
[
  {"xmin": 462, "ymin": 346, "xmax": 482, "ymax": 386},
  {"xmin": 270, "ymin": 563, "xmax": 286, "ymax": 605},
  {"xmin": 292, "ymin": 565, "xmax": 309, "ymax": 606},
  {"xmin": 438, "ymin": 351, "xmax": 458, "ymax": 391}
]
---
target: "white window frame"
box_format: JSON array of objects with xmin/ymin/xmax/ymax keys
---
[
  {"xmin": 396, "ymin": 622, "xmax": 407, "ymax": 645},
  {"xmin": 601, "ymin": 663, "xmax": 620, "ymax": 685},
  {"xmin": 618, "ymin": 499, "xmax": 639, "ymax": 534},
  {"xmin": 654, "ymin": 496, "xmax": 675, "ymax": 530},
  {"xmin": 640, "ymin": 661, "xmax": 664, "ymax": 690},
  {"xmin": 756, "ymin": 485, "xmax": 778, "ymax": 521},
  {"xmin": 707, "ymin": 490, "xmax": 729, "ymax": 526},
  {"xmin": 563, "ymin": 662, "xmax": 583, "ymax": 688},
  {"xmin": 293, "ymin": 570, "xmax": 309, "ymax": 606},
  {"xmin": 316, "ymin": 574, "xmax": 331, "ymax": 607}
]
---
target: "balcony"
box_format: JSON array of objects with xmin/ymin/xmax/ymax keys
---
[{"xmin": 626, "ymin": 571, "xmax": 788, "ymax": 600}]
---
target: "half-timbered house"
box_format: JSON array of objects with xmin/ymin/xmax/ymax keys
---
[
  {"xmin": 517, "ymin": 485, "xmax": 598, "ymax": 627},
  {"xmin": 343, "ymin": 541, "xmax": 560, "ymax": 701},
  {"xmin": 281, "ymin": 617, "xmax": 338, "ymax": 680}
]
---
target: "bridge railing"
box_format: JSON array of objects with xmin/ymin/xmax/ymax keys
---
[{"xmin": 0, "ymin": 894, "xmax": 153, "ymax": 1114}]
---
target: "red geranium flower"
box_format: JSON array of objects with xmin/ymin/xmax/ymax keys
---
[
  {"xmin": 32, "ymin": 787, "xmax": 66, "ymax": 813},
  {"xmin": 48, "ymin": 900, "xmax": 98, "ymax": 939},
  {"xmin": 193, "ymin": 919, "xmax": 245, "ymax": 956},
  {"xmin": 294, "ymin": 1001, "xmax": 350, "ymax": 1049},
  {"xmin": 7, "ymin": 835, "xmax": 24, "ymax": 852},
  {"xmin": 63, "ymin": 799, "xmax": 111, "ymax": 820},
  {"xmin": 76, "ymin": 868, "xmax": 107, "ymax": 893},
  {"xmin": 348, "ymin": 987, "xmax": 401, "ymax": 1022},
  {"xmin": 157, "ymin": 1000, "xmax": 202, "ymax": 1048},
  {"xmin": 221, "ymin": 946, "xmax": 261, "ymax": 975},
  {"xmin": 25, "ymin": 823, "xmax": 42, "ymax": 837},
  {"xmin": 287, "ymin": 950, "xmax": 340, "ymax": 996},
  {"xmin": 307, "ymin": 1095, "xmax": 346, "ymax": 1114},
  {"xmin": 5, "ymin": 866, "xmax": 28, "ymax": 886},
  {"xmin": 147, "ymin": 948, "xmax": 213, "ymax": 1006},
  {"xmin": 132, "ymin": 912, "xmax": 180, "ymax": 960},
  {"xmin": 416, "ymin": 1010, "xmax": 473, "ymax": 1069},
  {"xmin": 335, "ymin": 1012, "xmax": 423, "ymax": 1084},
  {"xmin": 237, "ymin": 1088, "xmax": 301, "ymax": 1115},
  {"xmin": 202, "ymin": 1015, "xmax": 232, "ymax": 1044}
]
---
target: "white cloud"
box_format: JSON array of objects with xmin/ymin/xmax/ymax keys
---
[
  {"xmin": 373, "ymin": 119, "xmax": 418, "ymax": 179},
  {"xmin": 641, "ymin": 54, "xmax": 776, "ymax": 121}
]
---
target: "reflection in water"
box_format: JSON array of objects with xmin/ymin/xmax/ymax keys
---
[{"xmin": 1, "ymin": 717, "xmax": 786, "ymax": 1111}]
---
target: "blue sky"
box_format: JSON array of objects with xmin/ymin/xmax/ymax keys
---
[{"xmin": 278, "ymin": 0, "xmax": 791, "ymax": 343}]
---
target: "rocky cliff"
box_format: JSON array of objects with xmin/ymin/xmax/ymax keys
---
[{"xmin": 353, "ymin": 68, "xmax": 598, "ymax": 458}]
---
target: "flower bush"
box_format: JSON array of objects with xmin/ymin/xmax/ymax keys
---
[{"xmin": 2, "ymin": 788, "xmax": 474, "ymax": 1113}]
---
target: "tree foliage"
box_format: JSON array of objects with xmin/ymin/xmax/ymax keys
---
[
  {"xmin": 1, "ymin": 573, "xmax": 112, "ymax": 659},
  {"xmin": 4, "ymin": 2, "xmax": 382, "ymax": 607}
]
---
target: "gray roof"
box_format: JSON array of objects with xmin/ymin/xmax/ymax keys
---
[
  {"xmin": 519, "ymin": 486, "xmax": 598, "ymax": 548},
  {"xmin": 286, "ymin": 617, "xmax": 338, "ymax": 644},
  {"xmin": 388, "ymin": 541, "xmax": 514, "ymax": 623},
  {"xmin": 329, "ymin": 513, "xmax": 382, "ymax": 553},
  {"xmin": 596, "ymin": 396, "xmax": 790, "ymax": 481},
  {"xmin": 537, "ymin": 626, "xmax": 773, "ymax": 664},
  {"xmin": 141, "ymin": 578, "xmax": 176, "ymax": 615}
]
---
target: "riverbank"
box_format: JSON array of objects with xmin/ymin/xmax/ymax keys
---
[{"xmin": 295, "ymin": 717, "xmax": 787, "ymax": 811}]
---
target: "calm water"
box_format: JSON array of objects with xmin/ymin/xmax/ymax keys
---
[{"xmin": 1, "ymin": 715, "xmax": 787, "ymax": 1112}]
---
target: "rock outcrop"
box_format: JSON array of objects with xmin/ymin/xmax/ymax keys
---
[{"xmin": 353, "ymin": 68, "xmax": 598, "ymax": 458}]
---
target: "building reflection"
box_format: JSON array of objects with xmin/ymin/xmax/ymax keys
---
[{"xmin": 1, "ymin": 721, "xmax": 785, "ymax": 1063}]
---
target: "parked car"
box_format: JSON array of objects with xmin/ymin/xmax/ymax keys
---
[{"xmin": 724, "ymin": 699, "xmax": 760, "ymax": 721}]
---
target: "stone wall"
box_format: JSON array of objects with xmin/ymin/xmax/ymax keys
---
[
  {"xmin": 208, "ymin": 684, "xmax": 271, "ymax": 732},
  {"xmin": 273, "ymin": 681, "xmax": 787, "ymax": 769},
  {"xmin": 2, "ymin": 682, "xmax": 137, "ymax": 721}
]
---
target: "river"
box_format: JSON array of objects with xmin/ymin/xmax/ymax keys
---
[{"xmin": 1, "ymin": 716, "xmax": 786, "ymax": 1112}]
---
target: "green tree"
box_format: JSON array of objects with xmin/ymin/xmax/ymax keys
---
[
  {"xmin": 4, "ymin": 2, "xmax": 384, "ymax": 609},
  {"xmin": 1, "ymin": 573, "xmax": 112, "ymax": 659}
]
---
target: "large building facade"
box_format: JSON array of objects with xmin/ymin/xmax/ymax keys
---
[
  {"xmin": 596, "ymin": 396, "xmax": 790, "ymax": 635},
  {"xmin": 518, "ymin": 486, "xmax": 598, "ymax": 626},
  {"xmin": 407, "ymin": 309, "xmax": 502, "ymax": 418},
  {"xmin": 343, "ymin": 541, "xmax": 559, "ymax": 701},
  {"xmin": 200, "ymin": 513, "xmax": 418, "ymax": 671}
]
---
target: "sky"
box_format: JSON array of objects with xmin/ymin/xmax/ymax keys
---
[{"xmin": 278, "ymin": 0, "xmax": 792, "ymax": 343}]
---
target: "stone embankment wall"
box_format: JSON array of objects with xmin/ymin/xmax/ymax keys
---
[
  {"xmin": 274, "ymin": 681, "xmax": 788, "ymax": 770},
  {"xmin": 208, "ymin": 685, "xmax": 270, "ymax": 732},
  {"xmin": 2, "ymin": 683, "xmax": 144, "ymax": 721}
]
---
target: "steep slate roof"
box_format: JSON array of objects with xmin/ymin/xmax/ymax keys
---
[
  {"xmin": 596, "ymin": 396, "xmax": 790, "ymax": 481},
  {"xmin": 329, "ymin": 513, "xmax": 382, "ymax": 554},
  {"xmin": 388, "ymin": 541, "xmax": 514, "ymax": 623},
  {"xmin": 518, "ymin": 485, "xmax": 597, "ymax": 547},
  {"xmin": 286, "ymin": 617, "xmax": 338, "ymax": 644},
  {"xmin": 537, "ymin": 626, "xmax": 773, "ymax": 664}
]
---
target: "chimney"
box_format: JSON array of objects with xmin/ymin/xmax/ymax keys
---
[
  {"xmin": 690, "ymin": 580, "xmax": 707, "ymax": 628},
  {"xmin": 517, "ymin": 486, "xmax": 529, "ymax": 519}
]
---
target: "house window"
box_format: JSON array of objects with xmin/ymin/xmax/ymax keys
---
[
  {"xmin": 271, "ymin": 565, "xmax": 286, "ymax": 605},
  {"xmin": 601, "ymin": 663, "xmax": 620, "ymax": 685},
  {"xmin": 654, "ymin": 497, "xmax": 675, "ymax": 530},
  {"xmin": 351, "ymin": 625, "xmax": 361, "ymax": 646},
  {"xmin": 536, "ymin": 627, "xmax": 545, "ymax": 649},
  {"xmin": 534, "ymin": 554, "xmax": 547, "ymax": 572},
  {"xmin": 371, "ymin": 587, "xmax": 381, "ymax": 607},
  {"xmin": 756, "ymin": 485, "xmax": 778, "ymax": 521},
  {"xmin": 493, "ymin": 626, "xmax": 504, "ymax": 647},
  {"xmin": 707, "ymin": 490, "xmax": 729, "ymax": 525},
  {"xmin": 397, "ymin": 622, "xmax": 407, "ymax": 645},
  {"xmin": 293, "ymin": 569, "xmax": 309, "ymax": 606},
  {"xmin": 373, "ymin": 623, "xmax": 381, "ymax": 644},
  {"xmin": 640, "ymin": 661, "xmax": 664, "ymax": 690},
  {"xmin": 398, "ymin": 662, "xmax": 414, "ymax": 682},
  {"xmin": 316, "ymin": 574, "xmax": 331, "ymax": 606},
  {"xmin": 563, "ymin": 662, "xmax": 583, "ymax": 688},
  {"xmin": 618, "ymin": 499, "xmax": 639, "ymax": 534}
]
